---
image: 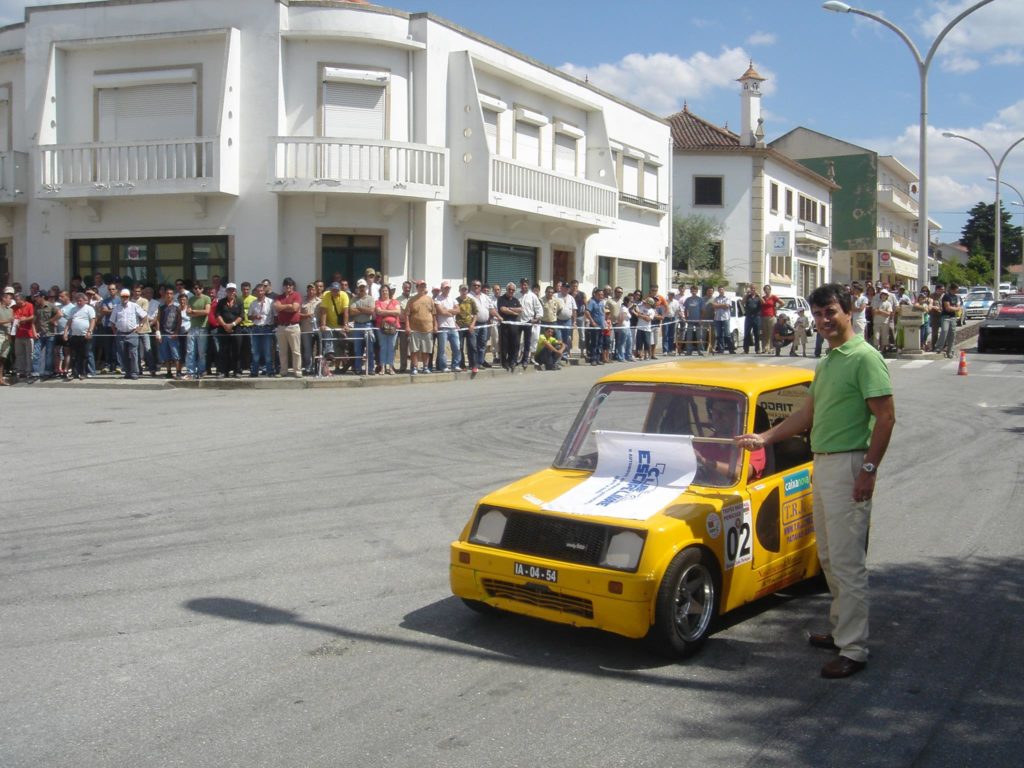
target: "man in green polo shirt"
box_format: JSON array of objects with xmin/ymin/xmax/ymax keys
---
[{"xmin": 737, "ymin": 283, "xmax": 895, "ymax": 680}]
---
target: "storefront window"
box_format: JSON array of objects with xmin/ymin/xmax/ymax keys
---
[{"xmin": 70, "ymin": 236, "xmax": 228, "ymax": 288}]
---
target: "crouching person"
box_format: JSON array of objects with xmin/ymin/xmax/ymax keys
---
[
  {"xmin": 534, "ymin": 329, "xmax": 565, "ymax": 370},
  {"xmin": 772, "ymin": 313, "xmax": 795, "ymax": 356}
]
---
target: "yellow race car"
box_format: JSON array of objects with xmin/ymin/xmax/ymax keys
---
[{"xmin": 450, "ymin": 362, "xmax": 820, "ymax": 657}]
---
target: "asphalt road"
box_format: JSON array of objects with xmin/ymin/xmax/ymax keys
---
[{"xmin": 2, "ymin": 351, "xmax": 1022, "ymax": 768}]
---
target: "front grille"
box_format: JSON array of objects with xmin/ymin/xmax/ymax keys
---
[
  {"xmin": 482, "ymin": 578, "xmax": 594, "ymax": 619},
  {"xmin": 500, "ymin": 511, "xmax": 611, "ymax": 566}
]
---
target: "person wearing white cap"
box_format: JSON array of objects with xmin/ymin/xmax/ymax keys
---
[
  {"xmin": 434, "ymin": 281, "xmax": 461, "ymax": 372},
  {"xmin": 110, "ymin": 288, "xmax": 147, "ymax": 379},
  {"xmin": 872, "ymin": 288, "xmax": 893, "ymax": 351},
  {"xmin": 0, "ymin": 287, "xmax": 14, "ymax": 384}
]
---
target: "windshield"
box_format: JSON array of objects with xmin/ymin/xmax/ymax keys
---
[
  {"xmin": 989, "ymin": 301, "xmax": 1024, "ymax": 318},
  {"xmin": 966, "ymin": 292, "xmax": 993, "ymax": 302},
  {"xmin": 554, "ymin": 382, "xmax": 747, "ymax": 488}
]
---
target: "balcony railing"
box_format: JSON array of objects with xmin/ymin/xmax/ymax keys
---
[
  {"xmin": 38, "ymin": 138, "xmax": 219, "ymax": 196},
  {"xmin": 271, "ymin": 138, "xmax": 448, "ymax": 200},
  {"xmin": 797, "ymin": 219, "xmax": 830, "ymax": 241},
  {"xmin": 877, "ymin": 184, "xmax": 919, "ymax": 215},
  {"xmin": 0, "ymin": 151, "xmax": 28, "ymax": 203},
  {"xmin": 877, "ymin": 229, "xmax": 919, "ymax": 256},
  {"xmin": 618, "ymin": 192, "xmax": 669, "ymax": 213},
  {"xmin": 491, "ymin": 156, "xmax": 617, "ymax": 223}
]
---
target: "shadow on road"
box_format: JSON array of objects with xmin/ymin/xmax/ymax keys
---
[{"xmin": 185, "ymin": 555, "xmax": 1024, "ymax": 766}]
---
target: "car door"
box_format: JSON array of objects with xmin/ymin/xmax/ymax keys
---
[{"xmin": 741, "ymin": 383, "xmax": 815, "ymax": 600}]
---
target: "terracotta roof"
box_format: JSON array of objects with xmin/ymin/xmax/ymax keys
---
[
  {"xmin": 737, "ymin": 61, "xmax": 766, "ymax": 81},
  {"xmin": 666, "ymin": 106, "xmax": 740, "ymax": 150},
  {"xmin": 667, "ymin": 106, "xmax": 839, "ymax": 190}
]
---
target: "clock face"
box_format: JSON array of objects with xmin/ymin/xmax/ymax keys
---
[{"xmin": 773, "ymin": 235, "xmax": 786, "ymax": 250}]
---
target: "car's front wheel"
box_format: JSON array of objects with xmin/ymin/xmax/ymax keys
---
[
  {"xmin": 460, "ymin": 597, "xmax": 500, "ymax": 616},
  {"xmin": 650, "ymin": 548, "xmax": 719, "ymax": 658}
]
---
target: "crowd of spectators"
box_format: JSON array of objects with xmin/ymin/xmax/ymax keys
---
[{"xmin": 0, "ymin": 270, "xmax": 967, "ymax": 386}]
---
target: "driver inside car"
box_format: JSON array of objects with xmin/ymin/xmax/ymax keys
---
[{"xmin": 695, "ymin": 400, "xmax": 766, "ymax": 483}]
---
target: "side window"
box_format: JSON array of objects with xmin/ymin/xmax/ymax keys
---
[{"xmin": 756, "ymin": 384, "xmax": 812, "ymax": 475}]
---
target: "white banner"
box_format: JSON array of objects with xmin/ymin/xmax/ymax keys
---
[{"xmin": 543, "ymin": 431, "xmax": 698, "ymax": 521}]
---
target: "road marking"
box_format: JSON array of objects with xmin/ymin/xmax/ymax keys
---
[
  {"xmin": 981, "ymin": 363, "xmax": 1006, "ymax": 373},
  {"xmin": 901, "ymin": 360, "xmax": 932, "ymax": 369}
]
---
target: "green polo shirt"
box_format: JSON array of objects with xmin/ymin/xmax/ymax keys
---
[
  {"xmin": 188, "ymin": 294, "xmax": 211, "ymax": 329},
  {"xmin": 808, "ymin": 334, "xmax": 892, "ymax": 454}
]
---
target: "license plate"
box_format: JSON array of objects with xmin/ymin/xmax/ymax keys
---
[{"xmin": 514, "ymin": 562, "xmax": 558, "ymax": 583}]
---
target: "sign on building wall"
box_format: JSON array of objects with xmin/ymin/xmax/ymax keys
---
[
  {"xmin": 769, "ymin": 232, "xmax": 790, "ymax": 255},
  {"xmin": 878, "ymin": 250, "xmax": 891, "ymax": 270}
]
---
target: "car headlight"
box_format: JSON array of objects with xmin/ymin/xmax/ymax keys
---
[
  {"xmin": 470, "ymin": 508, "xmax": 508, "ymax": 545},
  {"xmin": 600, "ymin": 530, "xmax": 645, "ymax": 571}
]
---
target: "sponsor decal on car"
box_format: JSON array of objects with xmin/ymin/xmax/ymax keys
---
[
  {"xmin": 783, "ymin": 468, "xmax": 811, "ymax": 497},
  {"xmin": 782, "ymin": 498, "xmax": 814, "ymax": 544},
  {"xmin": 722, "ymin": 501, "xmax": 752, "ymax": 570},
  {"xmin": 705, "ymin": 512, "xmax": 722, "ymax": 540}
]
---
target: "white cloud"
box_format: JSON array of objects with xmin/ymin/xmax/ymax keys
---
[
  {"xmin": 746, "ymin": 31, "xmax": 776, "ymax": 46},
  {"xmin": 560, "ymin": 47, "xmax": 771, "ymax": 115},
  {"xmin": 940, "ymin": 54, "xmax": 980, "ymax": 73},
  {"xmin": 991, "ymin": 50, "xmax": 1024, "ymax": 66},
  {"xmin": 855, "ymin": 101, "xmax": 1024, "ymax": 234},
  {"xmin": 917, "ymin": 1, "xmax": 1024, "ymax": 73}
]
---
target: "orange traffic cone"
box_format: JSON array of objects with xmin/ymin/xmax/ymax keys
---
[{"xmin": 957, "ymin": 350, "xmax": 968, "ymax": 376}]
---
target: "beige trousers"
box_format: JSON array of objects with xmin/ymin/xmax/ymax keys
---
[
  {"xmin": 812, "ymin": 451, "xmax": 871, "ymax": 663},
  {"xmin": 275, "ymin": 324, "xmax": 302, "ymax": 375}
]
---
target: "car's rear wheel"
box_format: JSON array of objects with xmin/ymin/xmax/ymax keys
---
[
  {"xmin": 650, "ymin": 548, "xmax": 718, "ymax": 658},
  {"xmin": 731, "ymin": 329, "xmax": 740, "ymax": 349}
]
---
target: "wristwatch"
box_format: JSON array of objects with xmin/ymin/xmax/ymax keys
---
[{"xmin": 861, "ymin": 462, "xmax": 877, "ymax": 474}]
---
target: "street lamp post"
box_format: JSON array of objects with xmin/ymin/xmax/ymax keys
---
[
  {"xmin": 995, "ymin": 181, "xmax": 1024, "ymax": 294},
  {"xmin": 822, "ymin": 0, "xmax": 996, "ymax": 293},
  {"xmin": 943, "ymin": 133, "xmax": 1024, "ymax": 292}
]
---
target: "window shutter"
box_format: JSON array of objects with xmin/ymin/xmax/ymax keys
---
[
  {"xmin": 622, "ymin": 157, "xmax": 639, "ymax": 196},
  {"xmin": 514, "ymin": 121, "xmax": 540, "ymax": 165},
  {"xmin": 483, "ymin": 109, "xmax": 499, "ymax": 154},
  {"xmin": 553, "ymin": 133, "xmax": 577, "ymax": 175},
  {"xmin": 642, "ymin": 165, "xmax": 658, "ymax": 201},
  {"xmin": 616, "ymin": 260, "xmax": 637, "ymax": 292},
  {"xmin": 0, "ymin": 98, "xmax": 9, "ymax": 151},
  {"xmin": 97, "ymin": 83, "xmax": 196, "ymax": 142},
  {"xmin": 323, "ymin": 81, "xmax": 386, "ymax": 140},
  {"xmin": 485, "ymin": 244, "xmax": 535, "ymax": 287}
]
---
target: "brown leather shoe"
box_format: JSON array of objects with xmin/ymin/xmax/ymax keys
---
[
  {"xmin": 821, "ymin": 656, "xmax": 866, "ymax": 679},
  {"xmin": 808, "ymin": 632, "xmax": 838, "ymax": 650}
]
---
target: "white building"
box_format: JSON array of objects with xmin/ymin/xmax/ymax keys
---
[
  {"xmin": 0, "ymin": 0, "xmax": 670, "ymax": 293},
  {"xmin": 669, "ymin": 64, "xmax": 836, "ymax": 298}
]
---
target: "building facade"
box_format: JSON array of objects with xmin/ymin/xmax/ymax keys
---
[
  {"xmin": 770, "ymin": 127, "xmax": 940, "ymax": 292},
  {"xmin": 0, "ymin": 0, "xmax": 671, "ymax": 293},
  {"xmin": 669, "ymin": 65, "xmax": 835, "ymax": 298}
]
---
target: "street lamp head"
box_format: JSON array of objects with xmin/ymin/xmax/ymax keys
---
[
  {"xmin": 822, "ymin": 1, "xmax": 852, "ymax": 11},
  {"xmin": 942, "ymin": 131, "xmax": 959, "ymax": 138}
]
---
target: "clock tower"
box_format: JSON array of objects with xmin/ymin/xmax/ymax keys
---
[{"xmin": 738, "ymin": 61, "xmax": 766, "ymax": 147}]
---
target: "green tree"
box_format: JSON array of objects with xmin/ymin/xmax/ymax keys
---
[
  {"xmin": 672, "ymin": 213, "xmax": 723, "ymax": 273},
  {"xmin": 936, "ymin": 261, "xmax": 967, "ymax": 287},
  {"xmin": 960, "ymin": 202, "xmax": 1023, "ymax": 277}
]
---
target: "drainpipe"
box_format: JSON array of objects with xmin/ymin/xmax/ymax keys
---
[{"xmin": 407, "ymin": 48, "xmax": 415, "ymax": 280}]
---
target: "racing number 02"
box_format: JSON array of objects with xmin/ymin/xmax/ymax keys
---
[{"xmin": 726, "ymin": 522, "xmax": 751, "ymax": 562}]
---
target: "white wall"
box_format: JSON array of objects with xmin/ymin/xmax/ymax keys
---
[
  {"xmin": 672, "ymin": 152, "xmax": 753, "ymax": 287},
  {"xmin": 3, "ymin": 0, "xmax": 669, "ymax": 292}
]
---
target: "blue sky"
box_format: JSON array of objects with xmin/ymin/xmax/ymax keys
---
[{"xmin": 2, "ymin": 0, "xmax": 1023, "ymax": 243}]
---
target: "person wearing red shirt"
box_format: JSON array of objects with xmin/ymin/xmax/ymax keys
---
[
  {"xmin": 12, "ymin": 292, "xmax": 36, "ymax": 380},
  {"xmin": 759, "ymin": 285, "xmax": 783, "ymax": 356},
  {"xmin": 273, "ymin": 277, "xmax": 303, "ymax": 377}
]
